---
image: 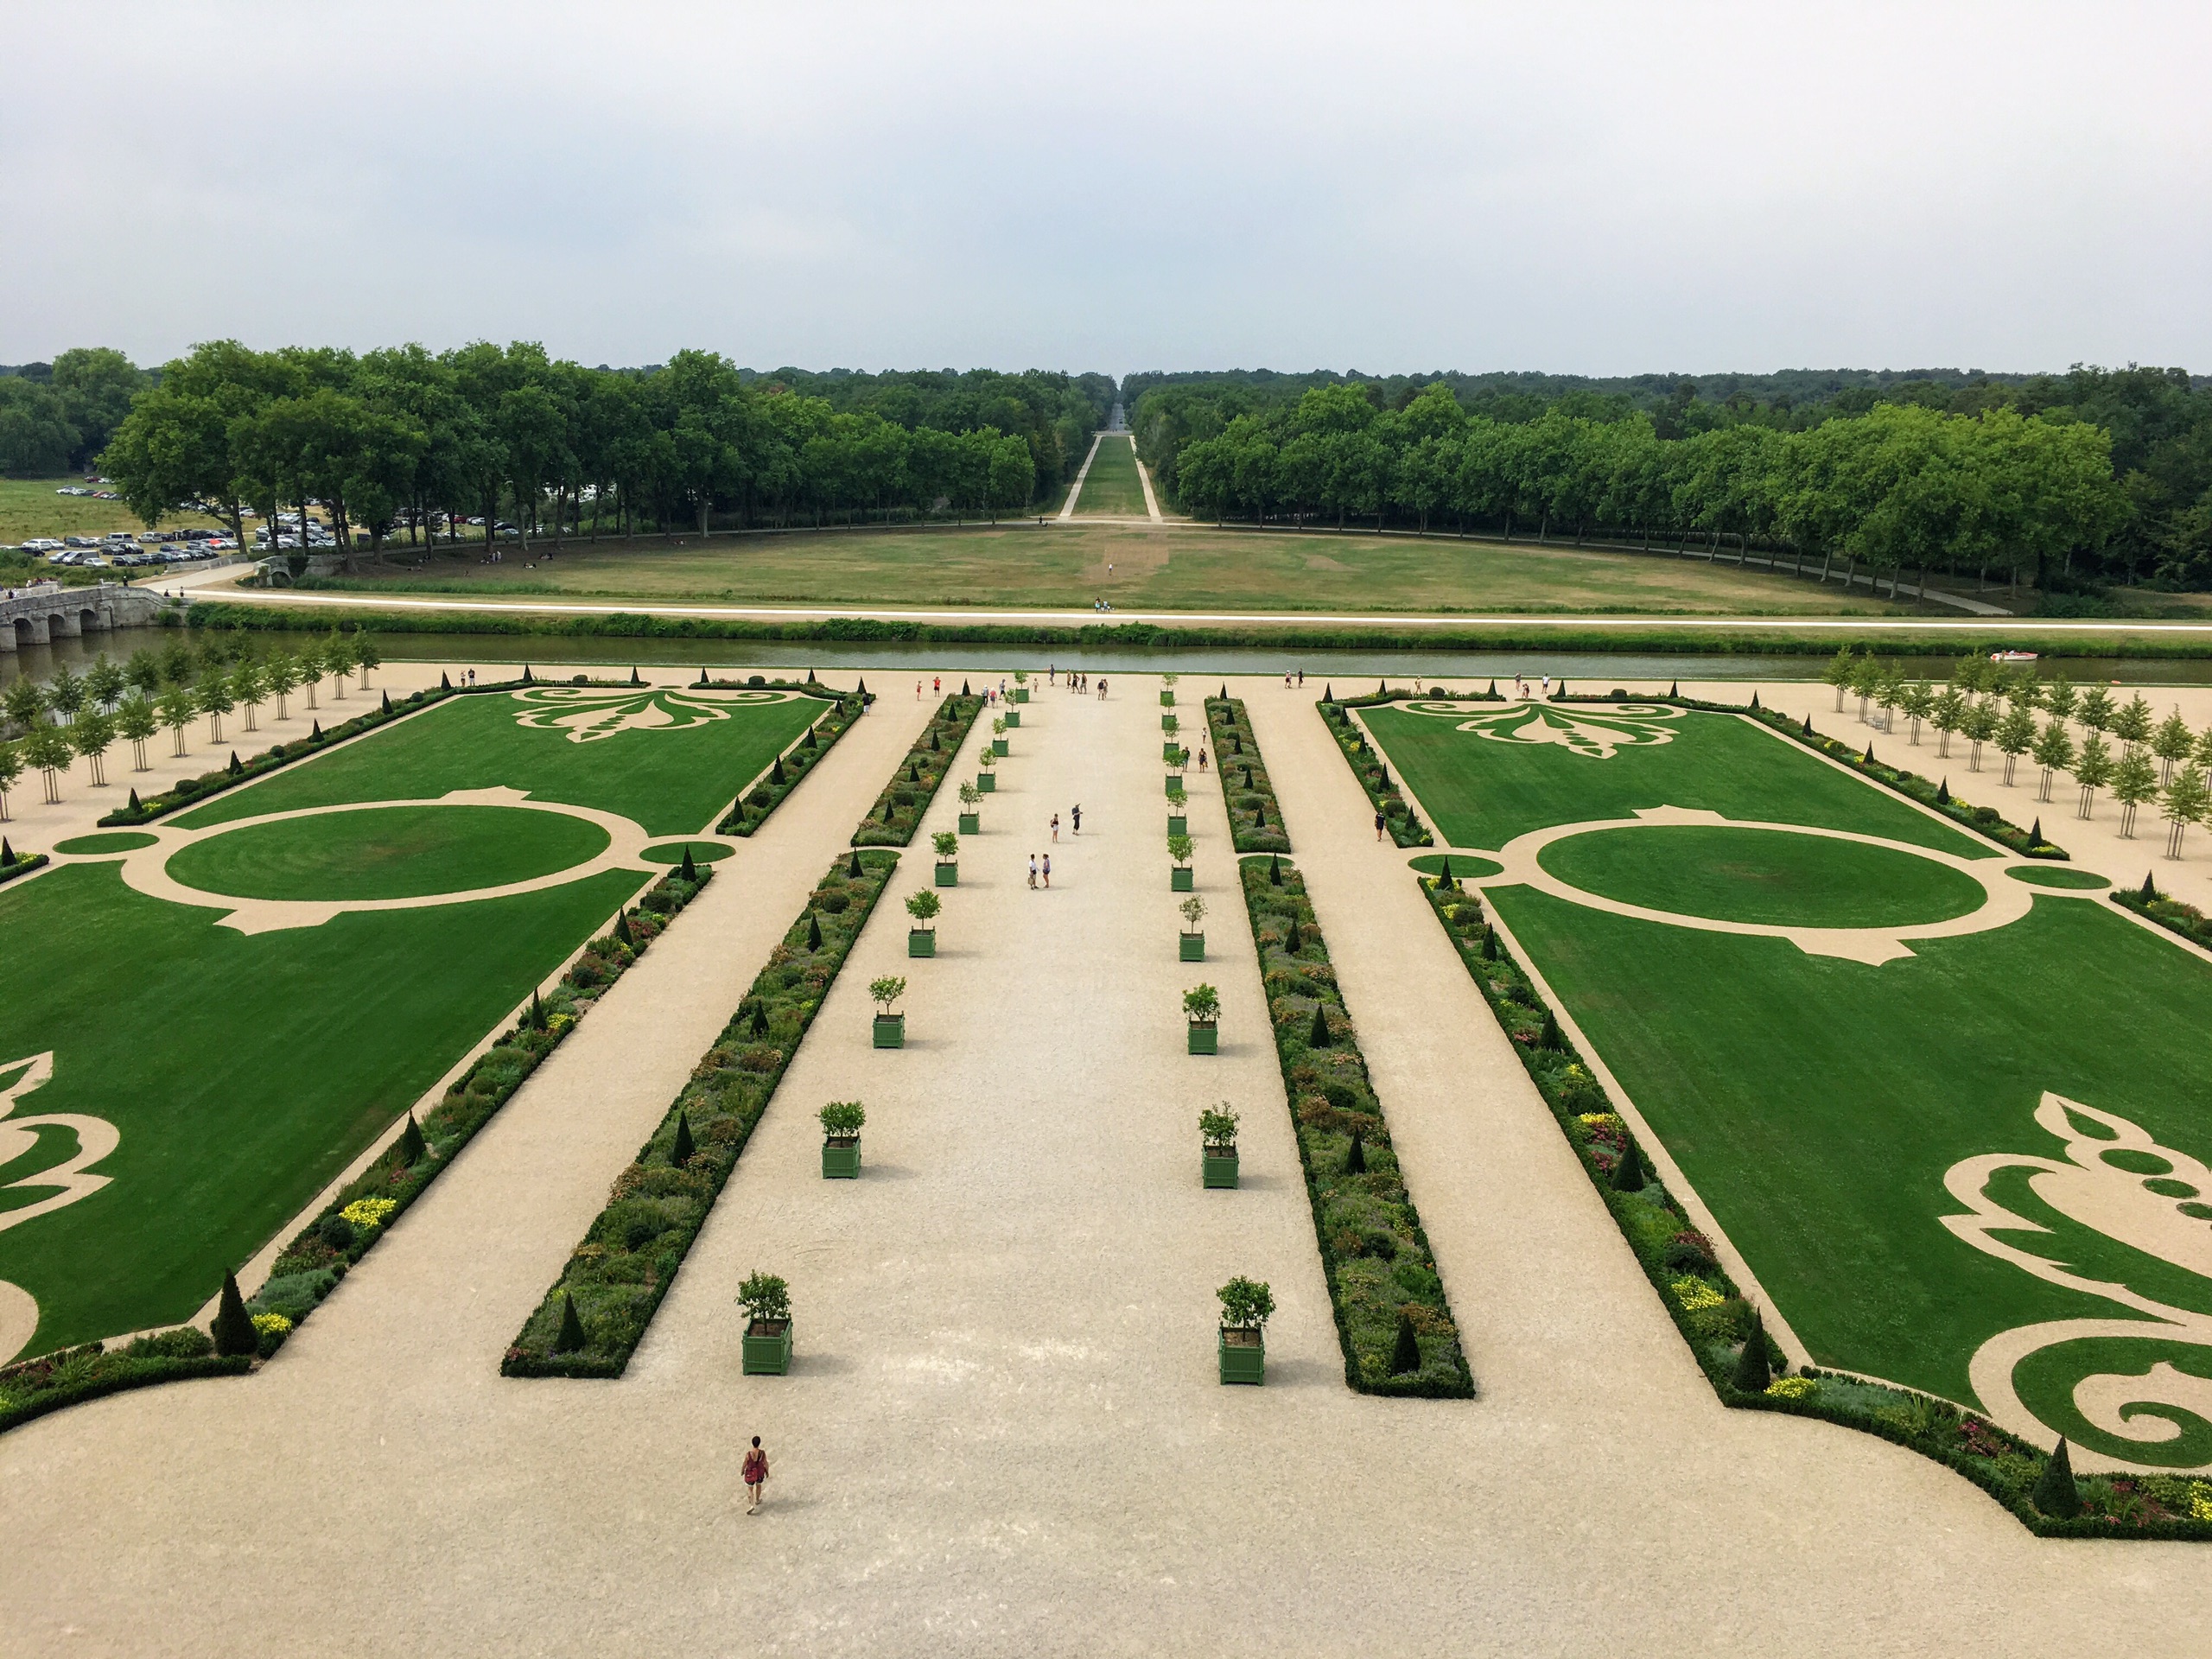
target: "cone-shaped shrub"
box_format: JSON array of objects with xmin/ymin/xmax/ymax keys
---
[
  {"xmin": 1610, "ymin": 1136, "xmax": 1645, "ymax": 1192},
  {"xmin": 1936, "ymin": 778, "xmax": 1950, "ymax": 804},
  {"xmin": 615, "ymin": 909, "xmax": 635, "ymax": 947},
  {"xmin": 2142, "ymin": 871, "xmax": 2158, "ymax": 901},
  {"xmin": 1309, "ymin": 1002, "xmax": 1332, "ymax": 1048},
  {"xmin": 2029, "ymin": 817, "xmax": 2042, "ymax": 844},
  {"xmin": 1218, "ymin": 683, "xmax": 1228, "ymax": 700},
  {"xmin": 848, "ymin": 847, "xmax": 862, "ymax": 878},
  {"xmin": 554, "ymin": 1291, "xmax": 587, "ymax": 1354},
  {"xmin": 1486, "ymin": 679, "xmax": 1498, "ymax": 697},
  {"xmin": 631, "ymin": 666, "xmax": 642, "ymax": 684},
  {"xmin": 522, "ymin": 665, "xmax": 534, "ymax": 683},
  {"xmin": 696, "ymin": 668, "xmax": 710, "ymax": 687},
  {"xmin": 749, "ymin": 1001, "xmax": 770, "ymax": 1038},
  {"xmin": 1801, "ymin": 714, "xmax": 1813, "ymax": 735},
  {"xmin": 1750, "ymin": 691, "xmax": 1760, "ymax": 711},
  {"xmin": 1286, "ymin": 918, "xmax": 1301, "ymax": 953},
  {"xmin": 855, "ymin": 677, "xmax": 868, "ymax": 697},
  {"xmin": 1669, "ymin": 681, "xmax": 1679, "ymax": 698},
  {"xmin": 1268, "ymin": 854, "xmax": 1282, "ymax": 886},
  {"xmin": 128, "ymin": 788, "xmax": 141, "ymax": 811},
  {"xmin": 212, "ymin": 1269, "xmax": 257, "ymax": 1357},
  {"xmin": 310, "ymin": 720, "xmax": 321, "ymax": 741},
  {"xmin": 805, "ymin": 726, "xmax": 818, "ymax": 749},
  {"xmin": 1481, "ymin": 926, "xmax": 1498, "ymax": 961},
  {"xmin": 927, "ymin": 728, "xmax": 937, "ymax": 752},
  {"xmin": 908, "ymin": 760, "xmax": 920, "ymax": 783},
  {"xmin": 671, "ymin": 1109, "xmax": 695, "ymax": 1166},
  {"xmin": 1322, "ymin": 683, "xmax": 1333, "ymax": 702},
  {"xmin": 0, "ymin": 839, "xmax": 11, "ymax": 866},
  {"xmin": 1345, "ymin": 1130, "xmax": 1366, "ymax": 1173},
  {"xmin": 529, "ymin": 988, "xmax": 546, "ymax": 1030},
  {"xmin": 962, "ymin": 679, "xmax": 970, "ymax": 695},
  {"xmin": 228, "ymin": 750, "xmax": 242, "ymax": 774},
  {"xmin": 441, "ymin": 671, "xmax": 452, "ymax": 690},
  {"xmin": 1390, "ymin": 1309, "xmax": 1421, "ymax": 1374},
  {"xmin": 397, "ymin": 1113, "xmax": 426, "ymax": 1166},
  {"xmin": 1376, "ymin": 679, "xmax": 1387, "ymax": 697},
  {"xmin": 806, "ymin": 912, "xmax": 823, "ymax": 950},
  {"xmin": 2032, "ymin": 1436, "xmax": 2082, "ymax": 1518},
  {"xmin": 1540, "ymin": 1009, "xmax": 1561, "ymax": 1050},
  {"xmin": 1438, "ymin": 855, "xmax": 1453, "ymax": 889},
  {"xmin": 1254, "ymin": 801, "xmax": 1266, "ymax": 827},
  {"xmin": 680, "ymin": 848, "xmax": 698, "ymax": 882},
  {"xmin": 771, "ymin": 754, "xmax": 786, "ymax": 785},
  {"xmin": 380, "ymin": 691, "xmax": 391, "ymax": 713},
  {"xmin": 1732, "ymin": 1310, "xmax": 1772, "ymax": 1393},
  {"xmin": 1861, "ymin": 743, "xmax": 1874, "ymax": 764}
]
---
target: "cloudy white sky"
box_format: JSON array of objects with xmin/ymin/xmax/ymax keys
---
[{"xmin": 5, "ymin": 2, "xmax": 2207, "ymax": 379}]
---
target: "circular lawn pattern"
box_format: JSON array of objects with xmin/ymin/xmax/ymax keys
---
[
  {"xmin": 1537, "ymin": 823, "xmax": 1987, "ymax": 930},
  {"xmin": 1409, "ymin": 851, "xmax": 1504, "ymax": 880},
  {"xmin": 2004, "ymin": 864, "xmax": 2110, "ymax": 890},
  {"xmin": 642, "ymin": 839, "xmax": 736, "ymax": 866},
  {"xmin": 168, "ymin": 804, "xmax": 610, "ymax": 902},
  {"xmin": 54, "ymin": 831, "xmax": 160, "ymax": 855}
]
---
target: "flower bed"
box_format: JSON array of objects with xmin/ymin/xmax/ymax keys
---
[
  {"xmin": 504, "ymin": 847, "xmax": 898, "ymax": 1376},
  {"xmin": 714, "ymin": 686, "xmax": 855, "ymax": 836},
  {"xmin": 1238, "ymin": 855, "xmax": 1472, "ymax": 1396},
  {"xmin": 2113, "ymin": 883, "xmax": 2212, "ymax": 952},
  {"xmin": 0, "ymin": 1334, "xmax": 250, "ymax": 1438},
  {"xmin": 1204, "ymin": 695, "xmax": 1289, "ymax": 853},
  {"xmin": 1417, "ymin": 874, "xmax": 2212, "ymax": 1538},
  {"xmin": 854, "ymin": 693, "xmax": 984, "ymax": 845},
  {"xmin": 1319, "ymin": 696, "xmax": 1432, "ymax": 847}
]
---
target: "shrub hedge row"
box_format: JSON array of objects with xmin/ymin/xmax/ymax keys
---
[
  {"xmin": 0, "ymin": 1333, "xmax": 251, "ymax": 1438},
  {"xmin": 2113, "ymin": 884, "xmax": 2212, "ymax": 953},
  {"xmin": 714, "ymin": 685, "xmax": 854, "ymax": 836},
  {"xmin": 504, "ymin": 847, "xmax": 899, "ymax": 1376},
  {"xmin": 1318, "ymin": 697, "xmax": 1432, "ymax": 847},
  {"xmin": 1203, "ymin": 695, "xmax": 1290, "ymax": 853},
  {"xmin": 0, "ymin": 851, "xmax": 50, "ymax": 888},
  {"xmin": 854, "ymin": 693, "xmax": 984, "ymax": 845},
  {"xmin": 1418, "ymin": 875, "xmax": 2212, "ymax": 1539},
  {"xmin": 1237, "ymin": 855, "xmax": 1473, "ymax": 1396}
]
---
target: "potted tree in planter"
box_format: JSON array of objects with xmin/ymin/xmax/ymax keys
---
[
  {"xmin": 1014, "ymin": 669, "xmax": 1030, "ymax": 703},
  {"xmin": 1166, "ymin": 747, "xmax": 1186, "ymax": 797},
  {"xmin": 1179, "ymin": 894, "xmax": 1206, "ymax": 962},
  {"xmin": 820, "ymin": 1100, "xmax": 865, "ymax": 1179},
  {"xmin": 1004, "ymin": 703, "xmax": 1020, "ymax": 728},
  {"xmin": 1201, "ymin": 1103, "xmax": 1240, "ymax": 1189},
  {"xmin": 991, "ymin": 716, "xmax": 1009, "ymax": 758},
  {"xmin": 932, "ymin": 830, "xmax": 960, "ymax": 887},
  {"xmin": 1162, "ymin": 710, "xmax": 1180, "ymax": 750},
  {"xmin": 957, "ymin": 780, "xmax": 982, "ymax": 835},
  {"xmin": 906, "ymin": 887, "xmax": 940, "ymax": 957},
  {"xmin": 1166, "ymin": 786, "xmax": 1188, "ymax": 838},
  {"xmin": 1169, "ymin": 832, "xmax": 1195, "ymax": 891},
  {"xmin": 871, "ymin": 976, "xmax": 907, "ymax": 1048},
  {"xmin": 976, "ymin": 747, "xmax": 997, "ymax": 792},
  {"xmin": 1217, "ymin": 1274, "xmax": 1273, "ymax": 1384},
  {"xmin": 1185, "ymin": 982, "xmax": 1220, "ymax": 1054},
  {"xmin": 739, "ymin": 1270, "xmax": 792, "ymax": 1375},
  {"xmin": 1160, "ymin": 671, "xmax": 1179, "ymax": 709}
]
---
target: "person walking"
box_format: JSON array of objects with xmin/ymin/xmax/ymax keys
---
[
  {"xmin": 1050, "ymin": 813, "xmax": 1059, "ymax": 842},
  {"xmin": 1375, "ymin": 809, "xmax": 1387, "ymax": 842},
  {"xmin": 1071, "ymin": 803, "xmax": 1082, "ymax": 835},
  {"xmin": 917, "ymin": 680, "xmax": 924, "ymax": 700},
  {"xmin": 933, "ymin": 675, "xmax": 941, "ymax": 695},
  {"xmin": 1041, "ymin": 851, "xmax": 1052, "ymax": 888},
  {"xmin": 1097, "ymin": 677, "xmax": 1108, "ymax": 701},
  {"xmin": 1028, "ymin": 854, "xmax": 1038, "ymax": 889},
  {"xmin": 1197, "ymin": 747, "xmax": 1207, "ymax": 772},
  {"xmin": 742, "ymin": 1436, "xmax": 770, "ymax": 1515}
]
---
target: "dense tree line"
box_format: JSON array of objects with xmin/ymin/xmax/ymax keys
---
[
  {"xmin": 0, "ymin": 350, "xmax": 150, "ymax": 474},
  {"xmin": 36, "ymin": 346, "xmax": 1110, "ymax": 556},
  {"xmin": 1138, "ymin": 373, "xmax": 2212, "ymax": 595}
]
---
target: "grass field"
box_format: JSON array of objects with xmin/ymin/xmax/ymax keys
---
[
  {"xmin": 0, "ymin": 688, "xmax": 819, "ymax": 1360},
  {"xmin": 0, "ymin": 476, "xmax": 230, "ymax": 544},
  {"xmin": 1367, "ymin": 701, "xmax": 2212, "ymax": 1468},
  {"xmin": 269, "ymin": 522, "xmax": 1927, "ymax": 617},
  {"xmin": 1073, "ymin": 435, "xmax": 1149, "ymax": 517}
]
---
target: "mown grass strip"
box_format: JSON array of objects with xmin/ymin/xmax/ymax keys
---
[
  {"xmin": 504, "ymin": 848, "xmax": 897, "ymax": 1376},
  {"xmin": 854, "ymin": 693, "xmax": 983, "ymax": 845},
  {"xmin": 1204, "ymin": 694, "xmax": 1289, "ymax": 853},
  {"xmin": 1417, "ymin": 873, "xmax": 2212, "ymax": 1539},
  {"xmin": 1236, "ymin": 855, "xmax": 1472, "ymax": 1397}
]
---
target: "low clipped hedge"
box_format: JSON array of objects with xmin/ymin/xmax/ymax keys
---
[
  {"xmin": 0, "ymin": 1335, "xmax": 250, "ymax": 1437},
  {"xmin": 1204, "ymin": 694, "xmax": 1289, "ymax": 853},
  {"xmin": 1418, "ymin": 874, "xmax": 2212, "ymax": 1538},
  {"xmin": 505, "ymin": 848, "xmax": 898, "ymax": 1376},
  {"xmin": 715, "ymin": 687, "xmax": 855, "ymax": 836},
  {"xmin": 1318, "ymin": 697, "xmax": 1432, "ymax": 847},
  {"xmin": 0, "ymin": 851, "xmax": 50, "ymax": 888},
  {"xmin": 2114, "ymin": 883, "xmax": 2212, "ymax": 953},
  {"xmin": 854, "ymin": 693, "xmax": 983, "ymax": 845},
  {"xmin": 1238, "ymin": 855, "xmax": 1472, "ymax": 1396}
]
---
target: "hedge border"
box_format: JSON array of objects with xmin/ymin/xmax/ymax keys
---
[
  {"xmin": 853, "ymin": 692, "xmax": 984, "ymax": 846},
  {"xmin": 504, "ymin": 847, "xmax": 899, "ymax": 1377},
  {"xmin": 1318, "ymin": 696, "xmax": 1433, "ymax": 847},
  {"xmin": 1204, "ymin": 695, "xmax": 1290, "ymax": 853},
  {"xmin": 0, "ymin": 852, "xmax": 51, "ymax": 888},
  {"xmin": 1236, "ymin": 855, "xmax": 1474, "ymax": 1397},
  {"xmin": 0, "ymin": 1348, "xmax": 252, "ymax": 1437},
  {"xmin": 1417, "ymin": 874, "xmax": 2212, "ymax": 1538},
  {"xmin": 714, "ymin": 683, "xmax": 855, "ymax": 836},
  {"xmin": 2113, "ymin": 885, "xmax": 2212, "ymax": 952}
]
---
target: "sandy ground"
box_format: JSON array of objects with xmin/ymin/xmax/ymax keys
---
[{"xmin": 1, "ymin": 673, "xmax": 2209, "ymax": 1657}]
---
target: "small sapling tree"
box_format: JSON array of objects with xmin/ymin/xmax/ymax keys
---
[
  {"xmin": 737, "ymin": 1270, "xmax": 791, "ymax": 1327},
  {"xmin": 819, "ymin": 1100, "xmax": 866, "ymax": 1142},
  {"xmin": 1199, "ymin": 1103, "xmax": 1239, "ymax": 1150},
  {"xmin": 1217, "ymin": 1275, "xmax": 1273, "ymax": 1332}
]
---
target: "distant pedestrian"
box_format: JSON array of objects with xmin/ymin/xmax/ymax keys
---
[
  {"xmin": 1097, "ymin": 677, "xmax": 1108, "ymax": 701},
  {"xmin": 917, "ymin": 680, "xmax": 924, "ymax": 700},
  {"xmin": 1041, "ymin": 852, "xmax": 1052, "ymax": 888},
  {"xmin": 1071, "ymin": 803, "xmax": 1082, "ymax": 835},
  {"xmin": 1285, "ymin": 672, "xmax": 1292, "ymax": 690},
  {"xmin": 1297, "ymin": 669, "xmax": 1304, "ymax": 687},
  {"xmin": 742, "ymin": 1436, "xmax": 770, "ymax": 1515},
  {"xmin": 1375, "ymin": 810, "xmax": 1386, "ymax": 842},
  {"xmin": 933, "ymin": 676, "xmax": 941, "ymax": 695},
  {"xmin": 1198, "ymin": 747, "xmax": 1207, "ymax": 771},
  {"xmin": 1050, "ymin": 813, "xmax": 1060, "ymax": 842},
  {"xmin": 1028, "ymin": 854, "xmax": 1038, "ymax": 889}
]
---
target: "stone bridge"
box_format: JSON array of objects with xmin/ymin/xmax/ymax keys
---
[{"xmin": 1, "ymin": 582, "xmax": 168, "ymax": 652}]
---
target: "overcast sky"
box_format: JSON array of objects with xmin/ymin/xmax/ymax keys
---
[{"xmin": 5, "ymin": 2, "xmax": 2207, "ymax": 380}]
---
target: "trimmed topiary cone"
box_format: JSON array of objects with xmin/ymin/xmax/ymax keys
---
[
  {"xmin": 1345, "ymin": 1130, "xmax": 1366, "ymax": 1174},
  {"xmin": 1732, "ymin": 1310, "xmax": 1772, "ymax": 1394},
  {"xmin": 0, "ymin": 839, "xmax": 12, "ymax": 866},
  {"xmin": 1390, "ymin": 1309, "xmax": 1421, "ymax": 1374},
  {"xmin": 1861, "ymin": 742, "xmax": 1874, "ymax": 765},
  {"xmin": 671, "ymin": 1109, "xmax": 695, "ymax": 1166},
  {"xmin": 806, "ymin": 912, "xmax": 823, "ymax": 950},
  {"xmin": 228, "ymin": 751, "xmax": 242, "ymax": 773},
  {"xmin": 128, "ymin": 788, "xmax": 141, "ymax": 811},
  {"xmin": 680, "ymin": 848, "xmax": 698, "ymax": 882},
  {"xmin": 441, "ymin": 671, "xmax": 452, "ymax": 690},
  {"xmin": 1308, "ymin": 1002, "xmax": 1332, "ymax": 1048},
  {"xmin": 554, "ymin": 1290, "xmax": 587, "ymax": 1354},
  {"xmin": 749, "ymin": 1001, "xmax": 770, "ymax": 1038},
  {"xmin": 1610, "ymin": 1137, "xmax": 1645, "ymax": 1192},
  {"xmin": 2029, "ymin": 817, "xmax": 2042, "ymax": 845},
  {"xmin": 1268, "ymin": 854, "xmax": 1282, "ymax": 887},
  {"xmin": 2032, "ymin": 1435, "xmax": 2082, "ymax": 1518},
  {"xmin": 397, "ymin": 1113, "xmax": 426, "ymax": 1166},
  {"xmin": 380, "ymin": 691, "xmax": 391, "ymax": 713},
  {"xmin": 1936, "ymin": 778, "xmax": 1951, "ymax": 804},
  {"xmin": 771, "ymin": 754, "xmax": 787, "ymax": 785},
  {"xmin": 1750, "ymin": 691, "xmax": 1760, "ymax": 710},
  {"xmin": 1254, "ymin": 801, "xmax": 1266, "ymax": 827},
  {"xmin": 1801, "ymin": 714, "xmax": 1813, "ymax": 735},
  {"xmin": 1481, "ymin": 927, "xmax": 1499, "ymax": 962},
  {"xmin": 1539, "ymin": 1009, "xmax": 1561, "ymax": 1050},
  {"xmin": 849, "ymin": 847, "xmax": 862, "ymax": 878},
  {"xmin": 1437, "ymin": 855, "xmax": 1453, "ymax": 889},
  {"xmin": 2142, "ymin": 871, "xmax": 2158, "ymax": 901},
  {"xmin": 1286, "ymin": 918, "xmax": 1301, "ymax": 953},
  {"xmin": 631, "ymin": 666, "xmax": 643, "ymax": 684},
  {"xmin": 1322, "ymin": 683, "xmax": 1333, "ymax": 702},
  {"xmin": 615, "ymin": 909, "xmax": 635, "ymax": 947},
  {"xmin": 212, "ymin": 1269, "xmax": 257, "ymax": 1357},
  {"xmin": 310, "ymin": 721, "xmax": 322, "ymax": 741}
]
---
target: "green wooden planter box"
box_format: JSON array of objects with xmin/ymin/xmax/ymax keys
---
[
  {"xmin": 743, "ymin": 1319, "xmax": 792, "ymax": 1376},
  {"xmin": 1015, "ymin": 688, "xmax": 1029, "ymax": 702},
  {"xmin": 958, "ymin": 811, "xmax": 980, "ymax": 834},
  {"xmin": 822, "ymin": 1138, "xmax": 861, "ymax": 1179},
  {"xmin": 1187, "ymin": 1021, "xmax": 1217, "ymax": 1055},
  {"xmin": 1167, "ymin": 813, "xmax": 1187, "ymax": 836},
  {"xmin": 1004, "ymin": 710, "xmax": 1020, "ymax": 728},
  {"xmin": 1160, "ymin": 690, "xmax": 1175, "ymax": 707},
  {"xmin": 874, "ymin": 1013, "xmax": 906, "ymax": 1049},
  {"xmin": 1163, "ymin": 741, "xmax": 1181, "ymax": 761},
  {"xmin": 1161, "ymin": 715, "xmax": 1178, "ymax": 733},
  {"xmin": 1180, "ymin": 931, "xmax": 1205, "ymax": 962},
  {"xmin": 1218, "ymin": 1325, "xmax": 1264, "ymax": 1384},
  {"xmin": 978, "ymin": 772, "xmax": 996, "ymax": 792},
  {"xmin": 1171, "ymin": 867, "xmax": 1194, "ymax": 892},
  {"xmin": 992, "ymin": 738, "xmax": 1009, "ymax": 757},
  {"xmin": 1166, "ymin": 775, "xmax": 1183, "ymax": 796},
  {"xmin": 908, "ymin": 928, "xmax": 936, "ymax": 957},
  {"xmin": 935, "ymin": 861, "xmax": 958, "ymax": 887},
  {"xmin": 1203, "ymin": 1145, "xmax": 1239, "ymax": 1188}
]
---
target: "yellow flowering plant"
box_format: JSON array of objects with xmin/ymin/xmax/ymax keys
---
[
  {"xmin": 1766, "ymin": 1375, "xmax": 1818, "ymax": 1401},
  {"xmin": 1671, "ymin": 1276, "xmax": 1725, "ymax": 1312},
  {"xmin": 340, "ymin": 1197, "xmax": 398, "ymax": 1230}
]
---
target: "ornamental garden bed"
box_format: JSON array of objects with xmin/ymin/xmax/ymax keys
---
[
  {"xmin": 715, "ymin": 687, "xmax": 856, "ymax": 836},
  {"xmin": 1205, "ymin": 693, "xmax": 1291, "ymax": 854},
  {"xmin": 503, "ymin": 847, "xmax": 897, "ymax": 1377},
  {"xmin": 855, "ymin": 693, "xmax": 984, "ymax": 846},
  {"xmin": 1236, "ymin": 855, "xmax": 1474, "ymax": 1397},
  {"xmin": 1319, "ymin": 696, "xmax": 1432, "ymax": 847}
]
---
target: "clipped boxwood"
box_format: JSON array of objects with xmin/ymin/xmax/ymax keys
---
[
  {"xmin": 1237, "ymin": 855, "xmax": 1472, "ymax": 1397},
  {"xmin": 714, "ymin": 685, "xmax": 855, "ymax": 836},
  {"xmin": 505, "ymin": 848, "xmax": 899, "ymax": 1376},
  {"xmin": 1319, "ymin": 696, "xmax": 1432, "ymax": 847},
  {"xmin": 1204, "ymin": 694, "xmax": 1290, "ymax": 854},
  {"xmin": 855, "ymin": 693, "xmax": 984, "ymax": 846},
  {"xmin": 2115, "ymin": 883, "xmax": 2212, "ymax": 952}
]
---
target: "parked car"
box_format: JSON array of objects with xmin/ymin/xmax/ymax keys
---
[{"xmin": 21, "ymin": 538, "xmax": 63, "ymax": 554}]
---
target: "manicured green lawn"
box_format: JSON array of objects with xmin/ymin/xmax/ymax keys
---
[
  {"xmin": 1537, "ymin": 823, "xmax": 1986, "ymax": 927},
  {"xmin": 179, "ymin": 687, "xmax": 822, "ymax": 837},
  {"xmin": 168, "ymin": 804, "xmax": 609, "ymax": 901},
  {"xmin": 1074, "ymin": 434, "xmax": 1148, "ymax": 516}
]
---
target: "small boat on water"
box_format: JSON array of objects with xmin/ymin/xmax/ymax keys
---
[{"xmin": 1989, "ymin": 650, "xmax": 2040, "ymax": 664}]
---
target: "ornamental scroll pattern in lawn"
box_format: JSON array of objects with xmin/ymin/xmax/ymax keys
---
[
  {"xmin": 1362, "ymin": 694, "xmax": 2212, "ymax": 1504},
  {"xmin": 1204, "ymin": 695, "xmax": 1289, "ymax": 854},
  {"xmin": 1237, "ymin": 856, "xmax": 1472, "ymax": 1397},
  {"xmin": 505, "ymin": 849, "xmax": 896, "ymax": 1376}
]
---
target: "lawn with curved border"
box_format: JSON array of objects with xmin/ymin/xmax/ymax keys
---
[
  {"xmin": 168, "ymin": 804, "xmax": 610, "ymax": 901},
  {"xmin": 1537, "ymin": 823, "xmax": 1986, "ymax": 928},
  {"xmin": 54, "ymin": 831, "xmax": 159, "ymax": 855},
  {"xmin": 2005, "ymin": 864, "xmax": 2111, "ymax": 890}
]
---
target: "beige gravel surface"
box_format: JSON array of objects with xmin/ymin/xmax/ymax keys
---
[{"xmin": 2, "ymin": 672, "xmax": 2209, "ymax": 1656}]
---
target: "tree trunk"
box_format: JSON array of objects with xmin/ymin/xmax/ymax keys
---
[{"xmin": 1817, "ymin": 550, "xmax": 1833, "ymax": 585}]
